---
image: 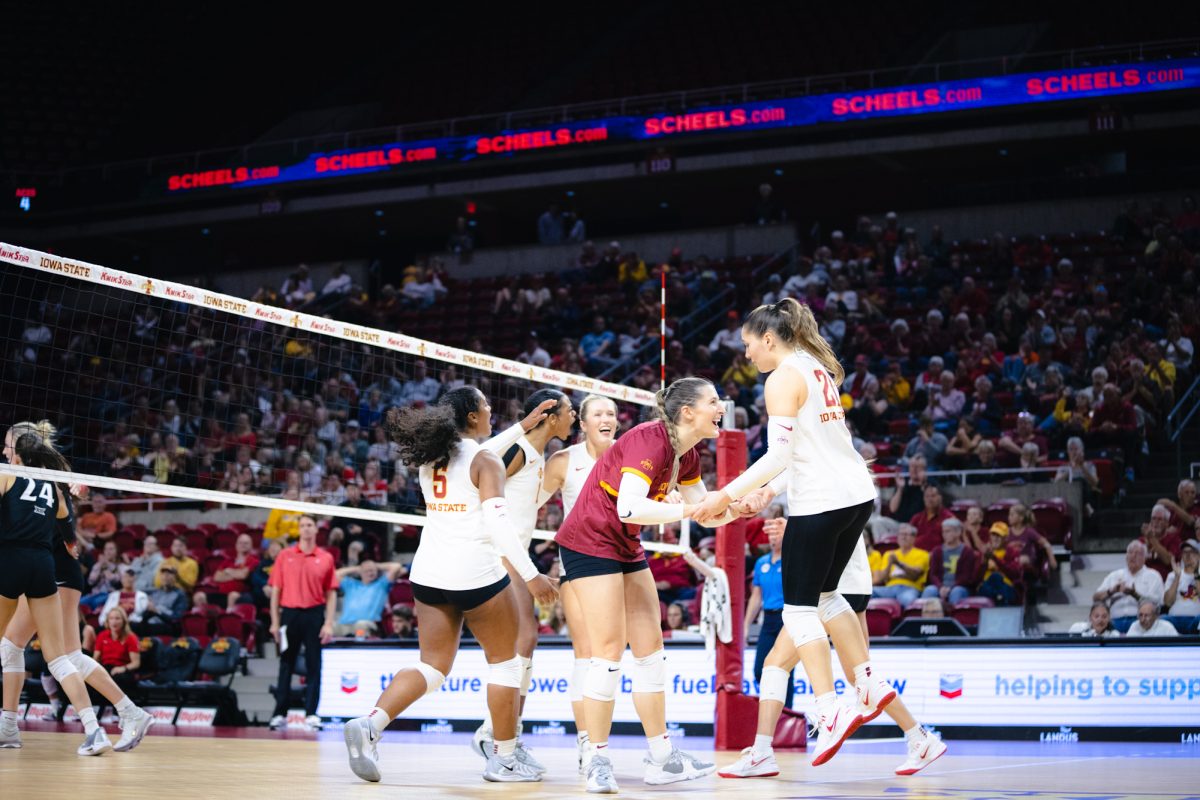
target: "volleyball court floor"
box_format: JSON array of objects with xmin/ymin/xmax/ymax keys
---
[{"xmin": 2, "ymin": 723, "xmax": 1195, "ymax": 799}]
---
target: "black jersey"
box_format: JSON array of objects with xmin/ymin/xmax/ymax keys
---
[
  {"xmin": 1, "ymin": 477, "xmax": 59, "ymax": 551},
  {"xmin": 55, "ymin": 494, "xmax": 76, "ymax": 550}
]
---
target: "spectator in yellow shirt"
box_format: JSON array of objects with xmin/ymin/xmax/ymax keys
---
[
  {"xmin": 870, "ymin": 523, "xmax": 929, "ymax": 608},
  {"xmin": 155, "ymin": 537, "xmax": 200, "ymax": 592}
]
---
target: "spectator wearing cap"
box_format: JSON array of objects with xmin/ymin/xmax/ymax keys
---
[
  {"xmin": 1139, "ymin": 504, "xmax": 1183, "ymax": 580},
  {"xmin": 904, "ymin": 415, "xmax": 949, "ymax": 468},
  {"xmin": 977, "ymin": 522, "xmax": 1024, "ymax": 606},
  {"xmin": 997, "ymin": 412, "xmax": 1048, "ymax": 468},
  {"xmin": 1093, "ymin": 540, "xmax": 1165, "ymax": 633},
  {"xmin": 910, "ymin": 485, "xmax": 955, "ymax": 551},
  {"xmin": 137, "ymin": 565, "xmax": 189, "ymax": 635},
  {"xmin": 922, "ymin": 517, "xmax": 980, "ymax": 605},
  {"xmin": 1125, "ymin": 600, "xmax": 1178, "ymax": 637},
  {"xmin": 1158, "ymin": 479, "xmax": 1199, "ymax": 532},
  {"xmin": 1164, "ymin": 538, "xmax": 1200, "ymax": 634},
  {"xmin": 156, "ymin": 537, "xmax": 200, "ymax": 592},
  {"xmin": 871, "ymin": 523, "xmax": 928, "ymax": 608}
]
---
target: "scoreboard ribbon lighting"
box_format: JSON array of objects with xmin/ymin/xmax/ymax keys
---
[{"xmin": 166, "ymin": 58, "xmax": 1199, "ymax": 193}]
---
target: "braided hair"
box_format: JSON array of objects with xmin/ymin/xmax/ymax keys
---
[{"xmin": 654, "ymin": 377, "xmax": 713, "ymax": 455}]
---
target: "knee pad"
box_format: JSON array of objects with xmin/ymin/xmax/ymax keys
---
[
  {"xmin": 782, "ymin": 604, "xmax": 827, "ymax": 648},
  {"xmin": 0, "ymin": 638, "xmax": 24, "ymax": 674},
  {"xmin": 66, "ymin": 650, "xmax": 100, "ymax": 680},
  {"xmin": 519, "ymin": 656, "xmax": 533, "ymax": 696},
  {"xmin": 413, "ymin": 662, "xmax": 446, "ymax": 696},
  {"xmin": 583, "ymin": 658, "xmax": 621, "ymax": 702},
  {"xmin": 568, "ymin": 658, "xmax": 588, "ymax": 702},
  {"xmin": 46, "ymin": 655, "xmax": 79, "ymax": 684},
  {"xmin": 488, "ymin": 655, "xmax": 524, "ymax": 689},
  {"xmin": 817, "ymin": 591, "xmax": 853, "ymax": 623},
  {"xmin": 760, "ymin": 665, "xmax": 791, "ymax": 704},
  {"xmin": 630, "ymin": 649, "xmax": 666, "ymax": 694}
]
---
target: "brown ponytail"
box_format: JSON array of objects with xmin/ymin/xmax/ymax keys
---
[{"xmin": 744, "ymin": 298, "xmax": 845, "ymax": 385}]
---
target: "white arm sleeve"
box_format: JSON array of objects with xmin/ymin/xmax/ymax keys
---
[
  {"xmin": 616, "ymin": 473, "xmax": 687, "ymax": 525},
  {"xmin": 481, "ymin": 423, "xmax": 525, "ymax": 456},
  {"xmin": 483, "ymin": 498, "xmax": 539, "ymax": 582},
  {"xmin": 766, "ymin": 470, "xmax": 789, "ymax": 498},
  {"xmin": 721, "ymin": 416, "xmax": 795, "ymax": 500}
]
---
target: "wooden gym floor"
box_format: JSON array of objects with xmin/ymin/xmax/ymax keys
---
[{"xmin": 1, "ymin": 724, "xmax": 1195, "ymax": 799}]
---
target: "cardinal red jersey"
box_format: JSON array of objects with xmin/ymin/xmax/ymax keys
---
[{"xmin": 555, "ymin": 421, "xmax": 702, "ymax": 562}]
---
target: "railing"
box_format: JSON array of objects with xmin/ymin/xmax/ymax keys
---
[
  {"xmin": 1166, "ymin": 373, "xmax": 1200, "ymax": 475},
  {"xmin": 885, "ymin": 466, "xmax": 1063, "ymax": 487},
  {"xmin": 28, "ymin": 38, "xmax": 1200, "ymax": 186}
]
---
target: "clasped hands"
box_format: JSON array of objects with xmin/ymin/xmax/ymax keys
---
[{"xmin": 678, "ymin": 485, "xmax": 775, "ymax": 525}]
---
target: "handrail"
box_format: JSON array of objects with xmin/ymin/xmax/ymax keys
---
[
  {"xmin": 1166, "ymin": 373, "xmax": 1200, "ymax": 443},
  {"xmin": 24, "ymin": 38, "xmax": 1200, "ymax": 184}
]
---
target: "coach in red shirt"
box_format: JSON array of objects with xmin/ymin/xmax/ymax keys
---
[
  {"xmin": 268, "ymin": 514, "xmax": 339, "ymax": 730},
  {"xmin": 910, "ymin": 484, "xmax": 955, "ymax": 551}
]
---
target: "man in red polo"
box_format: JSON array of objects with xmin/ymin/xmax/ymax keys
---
[
  {"xmin": 910, "ymin": 484, "xmax": 955, "ymax": 551},
  {"xmin": 268, "ymin": 514, "xmax": 338, "ymax": 732}
]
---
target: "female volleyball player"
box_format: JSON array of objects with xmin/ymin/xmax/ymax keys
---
[
  {"xmin": 692, "ymin": 298, "xmax": 899, "ymax": 765},
  {"xmin": 471, "ymin": 389, "xmax": 576, "ymax": 772},
  {"xmin": 342, "ymin": 387, "xmax": 558, "ymax": 784},
  {"xmin": 1, "ymin": 422, "xmax": 153, "ymax": 753},
  {"xmin": 0, "ymin": 432, "xmax": 112, "ymax": 755},
  {"xmin": 720, "ymin": 517, "xmax": 946, "ymax": 778},
  {"xmin": 538, "ymin": 394, "xmax": 617, "ymax": 773},
  {"xmin": 556, "ymin": 377, "xmax": 736, "ymax": 794}
]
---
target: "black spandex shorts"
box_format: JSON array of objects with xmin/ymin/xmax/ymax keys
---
[
  {"xmin": 0, "ymin": 546, "xmax": 58, "ymax": 600},
  {"xmin": 782, "ymin": 499, "xmax": 875, "ymax": 608},
  {"xmin": 411, "ymin": 575, "xmax": 511, "ymax": 612},
  {"xmin": 53, "ymin": 545, "xmax": 86, "ymax": 593},
  {"xmin": 559, "ymin": 544, "xmax": 649, "ymax": 583},
  {"xmin": 845, "ymin": 593, "xmax": 870, "ymax": 613}
]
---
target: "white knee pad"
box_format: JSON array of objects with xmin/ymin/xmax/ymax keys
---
[
  {"xmin": 66, "ymin": 650, "xmax": 101, "ymax": 680},
  {"xmin": 488, "ymin": 655, "xmax": 524, "ymax": 689},
  {"xmin": 519, "ymin": 655, "xmax": 533, "ymax": 696},
  {"xmin": 414, "ymin": 662, "xmax": 446, "ymax": 696},
  {"xmin": 569, "ymin": 658, "xmax": 588, "ymax": 702},
  {"xmin": 760, "ymin": 666, "xmax": 791, "ymax": 704},
  {"xmin": 583, "ymin": 658, "xmax": 621, "ymax": 702},
  {"xmin": 817, "ymin": 591, "xmax": 853, "ymax": 623},
  {"xmin": 0, "ymin": 638, "xmax": 24, "ymax": 674},
  {"xmin": 630, "ymin": 649, "xmax": 666, "ymax": 694},
  {"xmin": 46, "ymin": 655, "xmax": 79, "ymax": 684},
  {"xmin": 782, "ymin": 604, "xmax": 827, "ymax": 648}
]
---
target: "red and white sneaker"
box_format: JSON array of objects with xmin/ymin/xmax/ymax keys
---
[
  {"xmin": 811, "ymin": 705, "xmax": 863, "ymax": 766},
  {"xmin": 855, "ymin": 678, "xmax": 898, "ymax": 724},
  {"xmin": 718, "ymin": 747, "xmax": 779, "ymax": 778},
  {"xmin": 895, "ymin": 730, "xmax": 947, "ymax": 775}
]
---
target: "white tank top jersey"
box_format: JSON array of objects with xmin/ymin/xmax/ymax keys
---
[
  {"xmin": 560, "ymin": 442, "xmax": 597, "ymax": 517},
  {"xmin": 837, "ymin": 534, "xmax": 873, "ymax": 595},
  {"xmin": 779, "ymin": 349, "xmax": 878, "ymax": 516},
  {"xmin": 503, "ymin": 436, "xmax": 544, "ymax": 548},
  {"xmin": 411, "ymin": 438, "xmax": 506, "ymax": 590}
]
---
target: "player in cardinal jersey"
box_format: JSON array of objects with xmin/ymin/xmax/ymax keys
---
[
  {"xmin": 342, "ymin": 387, "xmax": 557, "ymax": 785},
  {"xmin": 556, "ymin": 377, "xmax": 739, "ymax": 793},
  {"xmin": 538, "ymin": 394, "xmax": 618, "ymax": 772},
  {"xmin": 693, "ymin": 298, "xmax": 900, "ymax": 767},
  {"xmin": 471, "ymin": 390, "xmax": 575, "ymax": 771}
]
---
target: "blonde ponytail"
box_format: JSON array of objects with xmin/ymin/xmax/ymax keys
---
[
  {"xmin": 745, "ymin": 298, "xmax": 845, "ymax": 385},
  {"xmin": 655, "ymin": 377, "xmax": 712, "ymax": 455},
  {"xmin": 9, "ymin": 419, "xmax": 59, "ymax": 450}
]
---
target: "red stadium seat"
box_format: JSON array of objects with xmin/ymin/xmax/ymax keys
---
[
  {"xmin": 211, "ymin": 529, "xmax": 238, "ymax": 553},
  {"xmin": 202, "ymin": 555, "xmax": 225, "ymax": 578},
  {"xmin": 867, "ymin": 597, "xmax": 902, "ymax": 621},
  {"xmin": 984, "ymin": 499, "xmax": 1021, "ymax": 528},
  {"xmin": 231, "ymin": 603, "xmax": 257, "ymax": 624},
  {"xmin": 154, "ymin": 530, "xmax": 176, "ymax": 551},
  {"xmin": 952, "ymin": 597, "xmax": 995, "ymax": 627},
  {"xmin": 180, "ymin": 613, "xmax": 213, "ymax": 639},
  {"xmin": 865, "ymin": 607, "xmax": 893, "ymax": 637},
  {"xmin": 184, "ymin": 530, "xmax": 209, "ymax": 552},
  {"xmin": 196, "ymin": 523, "xmax": 220, "ymax": 537},
  {"xmin": 1031, "ymin": 498, "xmax": 1071, "ymax": 546},
  {"xmin": 902, "ymin": 600, "xmax": 925, "ymax": 619},
  {"xmin": 950, "ymin": 499, "xmax": 980, "ymax": 521},
  {"xmin": 389, "ymin": 580, "xmax": 414, "ymax": 606},
  {"xmin": 111, "ymin": 529, "xmax": 137, "ymax": 555}
]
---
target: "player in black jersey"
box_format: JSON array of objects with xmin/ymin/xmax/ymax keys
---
[
  {"xmin": 0, "ymin": 429, "xmax": 112, "ymax": 755},
  {"xmin": 0, "ymin": 421, "xmax": 153, "ymax": 752}
]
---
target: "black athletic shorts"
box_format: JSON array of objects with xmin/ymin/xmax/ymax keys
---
[
  {"xmin": 411, "ymin": 575, "xmax": 511, "ymax": 612},
  {"xmin": 845, "ymin": 593, "xmax": 870, "ymax": 613},
  {"xmin": 53, "ymin": 545, "xmax": 86, "ymax": 593},
  {"xmin": 782, "ymin": 499, "xmax": 875, "ymax": 608},
  {"xmin": 559, "ymin": 544, "xmax": 649, "ymax": 583},
  {"xmin": 0, "ymin": 546, "xmax": 58, "ymax": 600}
]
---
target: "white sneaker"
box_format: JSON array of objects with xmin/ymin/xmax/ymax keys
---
[
  {"xmin": 471, "ymin": 722, "xmax": 493, "ymax": 759},
  {"xmin": 855, "ymin": 678, "xmax": 898, "ymax": 724},
  {"xmin": 343, "ymin": 717, "xmax": 382, "ymax": 783},
  {"xmin": 268, "ymin": 715, "xmax": 286, "ymax": 730},
  {"xmin": 77, "ymin": 728, "xmax": 112, "ymax": 756},
  {"xmin": 114, "ymin": 708, "xmax": 155, "ymax": 752},
  {"xmin": 304, "ymin": 714, "xmax": 323, "ymax": 731},
  {"xmin": 643, "ymin": 746, "xmax": 717, "ymax": 785},
  {"xmin": 811, "ymin": 704, "xmax": 862, "ymax": 766},
  {"xmin": 483, "ymin": 752, "xmax": 543, "ymax": 782},
  {"xmin": 0, "ymin": 726, "xmax": 21, "ymax": 749},
  {"xmin": 585, "ymin": 754, "xmax": 619, "ymax": 794},
  {"xmin": 718, "ymin": 746, "xmax": 780, "ymax": 778},
  {"xmin": 514, "ymin": 740, "xmax": 547, "ymax": 774},
  {"xmin": 895, "ymin": 730, "xmax": 947, "ymax": 775}
]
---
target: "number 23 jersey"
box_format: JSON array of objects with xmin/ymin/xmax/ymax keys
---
[{"xmin": 779, "ymin": 349, "xmax": 876, "ymax": 516}]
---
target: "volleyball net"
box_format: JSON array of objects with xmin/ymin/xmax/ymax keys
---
[{"xmin": 0, "ymin": 241, "xmax": 694, "ymax": 556}]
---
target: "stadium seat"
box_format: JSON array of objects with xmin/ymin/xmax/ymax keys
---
[
  {"xmin": 185, "ymin": 530, "xmax": 209, "ymax": 552},
  {"xmin": 1031, "ymin": 498, "xmax": 1072, "ymax": 546},
  {"xmin": 389, "ymin": 580, "xmax": 414, "ymax": 606},
  {"xmin": 178, "ymin": 637, "xmax": 245, "ymax": 725},
  {"xmin": 865, "ymin": 606, "xmax": 893, "ymax": 637},
  {"xmin": 181, "ymin": 612, "xmax": 213, "ymax": 640},
  {"xmin": 211, "ymin": 529, "xmax": 238, "ymax": 553},
  {"xmin": 952, "ymin": 597, "xmax": 995, "ymax": 627},
  {"xmin": 902, "ymin": 599, "xmax": 926, "ymax": 619},
  {"xmin": 950, "ymin": 499, "xmax": 980, "ymax": 521},
  {"xmin": 985, "ymin": 499, "xmax": 1021, "ymax": 528},
  {"xmin": 111, "ymin": 528, "xmax": 136, "ymax": 555}
]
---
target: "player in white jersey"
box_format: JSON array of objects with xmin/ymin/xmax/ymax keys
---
[
  {"xmin": 472, "ymin": 389, "xmax": 576, "ymax": 770},
  {"xmin": 537, "ymin": 394, "xmax": 618, "ymax": 771},
  {"xmin": 693, "ymin": 298, "xmax": 899, "ymax": 766},
  {"xmin": 342, "ymin": 387, "xmax": 558, "ymax": 785}
]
